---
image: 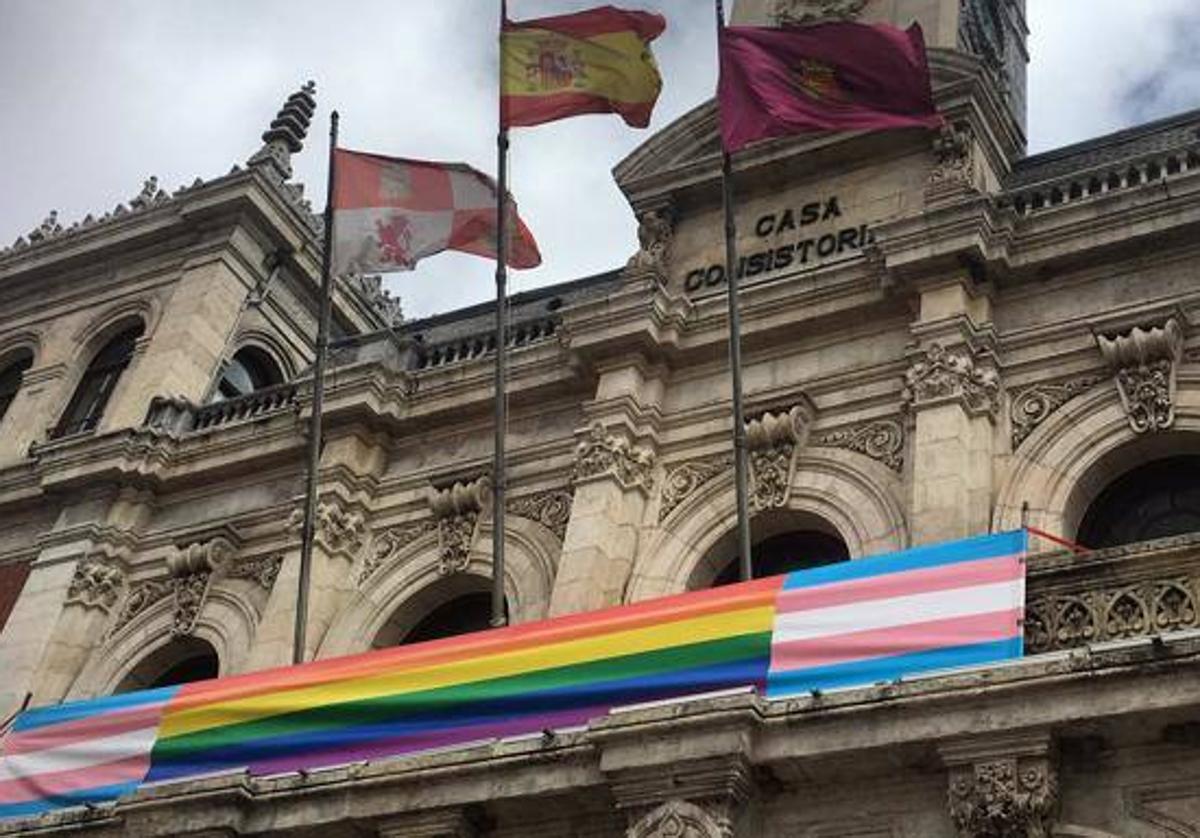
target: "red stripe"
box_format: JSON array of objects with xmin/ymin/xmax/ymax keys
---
[
  {"xmin": 775, "ymin": 555, "xmax": 1022, "ymax": 615},
  {"xmin": 333, "ymin": 149, "xmax": 455, "ymax": 212},
  {"xmin": 769, "ymin": 609, "xmax": 1022, "ymax": 672},
  {"xmin": 504, "ymin": 6, "xmax": 665, "ymax": 41},
  {"xmin": 0, "ymin": 753, "xmax": 149, "ymax": 805},
  {"xmin": 502, "ymin": 92, "xmax": 655, "ymax": 129},
  {"xmin": 170, "ymin": 577, "xmax": 785, "ymax": 712},
  {"xmin": 3, "ymin": 703, "xmax": 166, "ymax": 757}
]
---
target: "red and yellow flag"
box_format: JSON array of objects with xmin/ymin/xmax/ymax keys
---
[{"xmin": 501, "ymin": 5, "xmax": 665, "ymax": 129}]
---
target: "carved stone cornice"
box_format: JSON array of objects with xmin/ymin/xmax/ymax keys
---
[
  {"xmin": 659, "ymin": 453, "xmax": 733, "ymax": 523},
  {"xmin": 358, "ymin": 519, "xmax": 438, "ymax": 586},
  {"xmin": 1009, "ymin": 375, "xmax": 1106, "ymax": 449},
  {"xmin": 506, "ymin": 488, "xmax": 573, "ymax": 541},
  {"xmin": 746, "ymin": 400, "xmax": 814, "ymax": 510},
  {"xmin": 430, "ymin": 476, "xmax": 491, "ymax": 576},
  {"xmin": 573, "ymin": 423, "xmax": 656, "ymax": 494},
  {"xmin": 1096, "ymin": 317, "xmax": 1184, "ymax": 434},
  {"xmin": 812, "ymin": 419, "xmax": 905, "ymax": 472},
  {"xmin": 902, "ymin": 343, "xmax": 1001, "ymax": 418},
  {"xmin": 941, "ymin": 733, "xmax": 1058, "ymax": 838},
  {"xmin": 288, "ymin": 499, "xmax": 367, "ymax": 560},
  {"xmin": 65, "ymin": 559, "xmax": 126, "ymax": 613}
]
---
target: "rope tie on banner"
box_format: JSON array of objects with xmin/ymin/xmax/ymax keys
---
[{"xmin": 1027, "ymin": 526, "xmax": 1090, "ymax": 555}]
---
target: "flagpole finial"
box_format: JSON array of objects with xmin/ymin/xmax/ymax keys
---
[{"xmin": 248, "ymin": 81, "xmax": 319, "ymax": 181}]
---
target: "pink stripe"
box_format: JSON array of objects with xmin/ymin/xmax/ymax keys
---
[
  {"xmin": 775, "ymin": 555, "xmax": 1022, "ymax": 615},
  {"xmin": 0, "ymin": 753, "xmax": 149, "ymax": 805},
  {"xmin": 769, "ymin": 609, "xmax": 1021, "ymax": 672},
  {"xmin": 3, "ymin": 702, "xmax": 167, "ymax": 757}
]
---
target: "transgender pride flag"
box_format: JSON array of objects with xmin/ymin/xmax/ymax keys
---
[{"xmin": 767, "ymin": 530, "xmax": 1026, "ymax": 698}]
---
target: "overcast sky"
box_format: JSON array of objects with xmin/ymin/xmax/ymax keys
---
[{"xmin": 2, "ymin": 1, "xmax": 1198, "ymax": 320}]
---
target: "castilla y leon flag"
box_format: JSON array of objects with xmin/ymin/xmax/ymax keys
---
[
  {"xmin": 502, "ymin": 5, "xmax": 665, "ymax": 129},
  {"xmin": 718, "ymin": 21, "xmax": 944, "ymax": 152},
  {"xmin": 331, "ymin": 148, "xmax": 541, "ymax": 275}
]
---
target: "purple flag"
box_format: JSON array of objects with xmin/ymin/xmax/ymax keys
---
[{"xmin": 718, "ymin": 21, "xmax": 943, "ymax": 152}]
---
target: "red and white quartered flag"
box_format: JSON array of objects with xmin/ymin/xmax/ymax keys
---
[{"xmin": 331, "ymin": 148, "xmax": 542, "ymax": 275}]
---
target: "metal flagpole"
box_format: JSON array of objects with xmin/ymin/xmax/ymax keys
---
[
  {"xmin": 492, "ymin": 0, "xmax": 510, "ymax": 628},
  {"xmin": 294, "ymin": 109, "xmax": 339, "ymax": 665},
  {"xmin": 714, "ymin": 0, "xmax": 754, "ymax": 582}
]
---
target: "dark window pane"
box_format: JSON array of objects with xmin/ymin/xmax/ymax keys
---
[
  {"xmin": 211, "ymin": 348, "xmax": 283, "ymax": 403},
  {"xmin": 402, "ymin": 592, "xmax": 497, "ymax": 645},
  {"xmin": 0, "ymin": 352, "xmax": 33, "ymax": 424},
  {"xmin": 53, "ymin": 326, "xmax": 143, "ymax": 438},
  {"xmin": 1077, "ymin": 456, "xmax": 1200, "ymax": 549},
  {"xmin": 713, "ymin": 529, "xmax": 849, "ymax": 587}
]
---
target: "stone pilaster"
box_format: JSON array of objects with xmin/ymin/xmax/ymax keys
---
[
  {"xmin": 549, "ymin": 421, "xmax": 656, "ymax": 616},
  {"xmin": 940, "ymin": 731, "xmax": 1059, "ymax": 838},
  {"xmin": 904, "ymin": 280, "xmax": 1001, "ymax": 545}
]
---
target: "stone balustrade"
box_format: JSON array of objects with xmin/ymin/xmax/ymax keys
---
[
  {"xmin": 417, "ymin": 315, "xmax": 558, "ymax": 370},
  {"xmin": 143, "ymin": 383, "xmax": 299, "ymax": 435},
  {"xmin": 1025, "ymin": 532, "xmax": 1200, "ymax": 654}
]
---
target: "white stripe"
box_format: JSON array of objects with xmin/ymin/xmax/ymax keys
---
[
  {"xmin": 771, "ymin": 580, "xmax": 1021, "ymax": 645},
  {"xmin": 0, "ymin": 726, "xmax": 157, "ymax": 786},
  {"xmin": 332, "ymin": 207, "xmax": 455, "ymax": 275}
]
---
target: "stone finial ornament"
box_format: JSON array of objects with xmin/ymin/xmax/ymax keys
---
[
  {"xmin": 344, "ymin": 272, "xmax": 404, "ymax": 327},
  {"xmin": 247, "ymin": 81, "xmax": 318, "ymax": 180},
  {"xmin": 1096, "ymin": 317, "xmax": 1184, "ymax": 434}
]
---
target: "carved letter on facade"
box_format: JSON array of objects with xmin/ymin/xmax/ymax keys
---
[{"xmin": 1096, "ymin": 317, "xmax": 1184, "ymax": 434}]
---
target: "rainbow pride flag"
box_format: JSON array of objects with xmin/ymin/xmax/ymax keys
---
[{"xmin": 0, "ymin": 531, "xmax": 1025, "ymax": 821}]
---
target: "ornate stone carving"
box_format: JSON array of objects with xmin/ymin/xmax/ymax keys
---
[
  {"xmin": 128, "ymin": 176, "xmax": 169, "ymax": 211},
  {"xmin": 627, "ymin": 206, "xmax": 674, "ymax": 281},
  {"xmin": 507, "ymin": 489, "xmax": 573, "ymax": 540},
  {"xmin": 1009, "ymin": 375, "xmax": 1106, "ymax": 448},
  {"xmin": 659, "ymin": 454, "xmax": 733, "ymax": 523},
  {"xmin": 247, "ymin": 81, "xmax": 317, "ymax": 181},
  {"xmin": 812, "ymin": 419, "xmax": 904, "ymax": 472},
  {"xmin": 66, "ymin": 560, "xmax": 126, "ymax": 612},
  {"xmin": 109, "ymin": 579, "xmax": 172, "ymax": 635},
  {"xmin": 746, "ymin": 401, "xmax": 814, "ymax": 510},
  {"xmin": 26, "ymin": 210, "xmax": 63, "ymax": 244},
  {"xmin": 289, "ymin": 501, "xmax": 367, "ymax": 558},
  {"xmin": 430, "ymin": 476, "xmax": 491, "ymax": 576},
  {"xmin": 343, "ymin": 272, "xmax": 404, "ymax": 327},
  {"xmin": 1096, "ymin": 318, "xmax": 1184, "ymax": 434},
  {"xmin": 772, "ymin": 0, "xmax": 868, "ymax": 25},
  {"xmin": 573, "ymin": 423, "xmax": 656, "ymax": 493},
  {"xmin": 902, "ymin": 343, "xmax": 1000, "ymax": 417},
  {"xmin": 947, "ymin": 756, "xmax": 1058, "ymax": 838},
  {"xmin": 627, "ymin": 799, "xmax": 731, "ymax": 838},
  {"xmin": 358, "ymin": 520, "xmax": 438, "ymax": 586},
  {"xmin": 928, "ymin": 123, "xmax": 979, "ymax": 203},
  {"xmin": 166, "ymin": 537, "xmax": 235, "ymax": 637},
  {"xmin": 225, "ymin": 555, "xmax": 284, "ymax": 591}
]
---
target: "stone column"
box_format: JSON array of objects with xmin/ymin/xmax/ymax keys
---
[
  {"xmin": 904, "ymin": 281, "xmax": 1001, "ymax": 545},
  {"xmin": 939, "ymin": 731, "xmax": 1059, "ymax": 838},
  {"xmin": 549, "ymin": 421, "xmax": 656, "ymax": 616}
]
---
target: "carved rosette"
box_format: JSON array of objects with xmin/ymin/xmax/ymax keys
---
[
  {"xmin": 1009, "ymin": 376, "xmax": 1105, "ymax": 449},
  {"xmin": 772, "ymin": 0, "xmax": 868, "ymax": 25},
  {"xmin": 507, "ymin": 489, "xmax": 573, "ymax": 541},
  {"xmin": 430, "ymin": 476, "xmax": 492, "ymax": 576},
  {"xmin": 659, "ymin": 454, "xmax": 733, "ymax": 523},
  {"xmin": 627, "ymin": 799, "xmax": 732, "ymax": 838},
  {"xmin": 288, "ymin": 500, "xmax": 367, "ymax": 560},
  {"xmin": 746, "ymin": 402, "xmax": 814, "ymax": 511},
  {"xmin": 947, "ymin": 756, "xmax": 1058, "ymax": 838},
  {"xmin": 573, "ymin": 423, "xmax": 656, "ymax": 494},
  {"xmin": 1097, "ymin": 318, "xmax": 1184, "ymax": 434},
  {"xmin": 812, "ymin": 419, "xmax": 904, "ymax": 472},
  {"xmin": 66, "ymin": 560, "xmax": 126, "ymax": 613},
  {"xmin": 358, "ymin": 520, "xmax": 438, "ymax": 586},
  {"xmin": 903, "ymin": 343, "xmax": 1001, "ymax": 418}
]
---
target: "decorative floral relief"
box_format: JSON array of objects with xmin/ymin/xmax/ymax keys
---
[
  {"xmin": 745, "ymin": 402, "xmax": 814, "ymax": 511},
  {"xmin": 1024, "ymin": 578, "xmax": 1199, "ymax": 654},
  {"xmin": 902, "ymin": 343, "xmax": 1000, "ymax": 417},
  {"xmin": 358, "ymin": 521, "xmax": 437, "ymax": 586},
  {"xmin": 109, "ymin": 579, "xmax": 171, "ymax": 634},
  {"xmin": 1096, "ymin": 317, "xmax": 1184, "ymax": 434},
  {"xmin": 66, "ymin": 560, "xmax": 126, "ymax": 613},
  {"xmin": 289, "ymin": 501, "xmax": 367, "ymax": 558},
  {"xmin": 659, "ymin": 454, "xmax": 732, "ymax": 523},
  {"xmin": 573, "ymin": 423, "xmax": 656, "ymax": 493},
  {"xmin": 947, "ymin": 756, "xmax": 1058, "ymax": 838},
  {"xmin": 1009, "ymin": 376, "xmax": 1105, "ymax": 448},
  {"xmin": 430, "ymin": 475, "xmax": 491, "ymax": 576},
  {"xmin": 812, "ymin": 420, "xmax": 904, "ymax": 472},
  {"xmin": 225, "ymin": 555, "xmax": 284, "ymax": 591},
  {"xmin": 627, "ymin": 799, "xmax": 731, "ymax": 838},
  {"xmin": 507, "ymin": 489, "xmax": 573, "ymax": 540}
]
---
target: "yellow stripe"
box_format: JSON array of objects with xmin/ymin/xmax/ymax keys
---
[
  {"xmin": 501, "ymin": 29, "xmax": 660, "ymax": 106},
  {"xmin": 159, "ymin": 606, "xmax": 773, "ymax": 739}
]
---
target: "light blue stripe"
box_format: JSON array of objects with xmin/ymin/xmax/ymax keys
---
[
  {"xmin": 0, "ymin": 780, "xmax": 138, "ymax": 820},
  {"xmin": 12, "ymin": 686, "xmax": 179, "ymax": 733},
  {"xmin": 780, "ymin": 531, "xmax": 1026, "ymax": 591},
  {"xmin": 766, "ymin": 636, "xmax": 1023, "ymax": 699}
]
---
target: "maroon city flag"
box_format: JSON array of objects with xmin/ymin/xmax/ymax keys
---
[{"xmin": 718, "ymin": 21, "xmax": 943, "ymax": 152}]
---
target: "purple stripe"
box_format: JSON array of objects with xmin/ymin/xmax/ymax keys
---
[{"xmin": 246, "ymin": 705, "xmax": 607, "ymax": 775}]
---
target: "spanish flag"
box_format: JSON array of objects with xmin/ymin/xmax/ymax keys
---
[{"xmin": 501, "ymin": 5, "xmax": 665, "ymax": 129}]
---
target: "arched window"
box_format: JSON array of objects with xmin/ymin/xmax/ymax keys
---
[
  {"xmin": 0, "ymin": 350, "xmax": 34, "ymax": 425},
  {"xmin": 712, "ymin": 529, "xmax": 850, "ymax": 587},
  {"xmin": 114, "ymin": 636, "xmax": 219, "ymax": 694},
  {"xmin": 212, "ymin": 347, "xmax": 283, "ymax": 402},
  {"xmin": 403, "ymin": 592, "xmax": 496, "ymax": 645},
  {"xmin": 53, "ymin": 325, "xmax": 143, "ymax": 438},
  {"xmin": 1077, "ymin": 456, "xmax": 1200, "ymax": 549},
  {"xmin": 372, "ymin": 578, "xmax": 503, "ymax": 648}
]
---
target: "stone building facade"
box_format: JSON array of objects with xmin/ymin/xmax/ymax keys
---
[{"xmin": 2, "ymin": 0, "xmax": 1200, "ymax": 835}]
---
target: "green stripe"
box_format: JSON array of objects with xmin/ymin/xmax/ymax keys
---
[{"xmin": 153, "ymin": 632, "xmax": 770, "ymax": 762}]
